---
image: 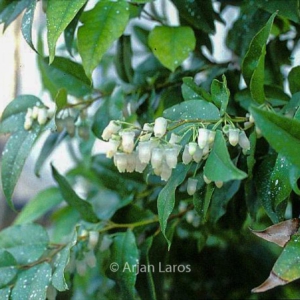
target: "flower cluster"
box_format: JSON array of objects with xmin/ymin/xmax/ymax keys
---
[
  {"xmin": 101, "ymin": 116, "xmax": 251, "ymax": 192},
  {"xmin": 24, "ymin": 104, "xmax": 55, "ymax": 130}
]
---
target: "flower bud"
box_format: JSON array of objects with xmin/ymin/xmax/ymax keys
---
[
  {"xmin": 120, "ymin": 131, "xmax": 135, "ymax": 153},
  {"xmin": 165, "ymin": 147, "xmax": 178, "ymax": 169},
  {"xmin": 198, "ymin": 128, "xmax": 209, "ymax": 149},
  {"xmin": 138, "ymin": 140, "xmax": 152, "ymax": 163},
  {"xmin": 143, "ymin": 123, "xmax": 153, "ymax": 132},
  {"xmin": 182, "ymin": 145, "xmax": 192, "ymax": 164},
  {"xmin": 31, "ymin": 106, "xmax": 39, "ymax": 119},
  {"xmin": 193, "ymin": 146, "xmax": 203, "ymax": 163},
  {"xmin": 255, "ymin": 126, "xmax": 262, "ymax": 138},
  {"xmin": 115, "ymin": 152, "xmax": 127, "ymax": 173},
  {"xmin": 186, "ymin": 211, "xmax": 195, "ymax": 224},
  {"xmin": 238, "ymin": 131, "xmax": 250, "ymax": 151},
  {"xmin": 24, "ymin": 118, "xmax": 33, "ymax": 130},
  {"xmin": 169, "ymin": 133, "xmax": 180, "ymax": 144},
  {"xmin": 154, "ymin": 117, "xmax": 167, "ymax": 138},
  {"xmin": 88, "ymin": 231, "xmax": 99, "ymax": 249},
  {"xmin": 102, "ymin": 120, "xmax": 121, "ymax": 140},
  {"xmin": 106, "ymin": 139, "xmax": 120, "ymax": 158},
  {"xmin": 37, "ymin": 107, "xmax": 48, "ymax": 125},
  {"xmin": 46, "ymin": 104, "xmax": 56, "ymax": 119},
  {"xmin": 161, "ymin": 162, "xmax": 172, "ymax": 181},
  {"xmin": 151, "ymin": 147, "xmax": 164, "ymax": 169},
  {"xmin": 203, "ymin": 175, "xmax": 211, "ymax": 184},
  {"xmin": 249, "ymin": 113, "xmax": 254, "ymax": 123},
  {"xmin": 215, "ymin": 181, "xmax": 223, "ymax": 188},
  {"xmin": 188, "ymin": 142, "xmax": 198, "ymax": 156},
  {"xmin": 187, "ymin": 178, "xmax": 198, "ymax": 195},
  {"xmin": 208, "ymin": 130, "xmax": 216, "ymax": 144},
  {"xmin": 228, "ymin": 128, "xmax": 239, "ymax": 146},
  {"xmin": 26, "ymin": 108, "xmax": 33, "ymax": 119}
]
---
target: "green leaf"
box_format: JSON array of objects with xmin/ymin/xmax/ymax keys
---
[
  {"xmin": 115, "ymin": 35, "xmax": 134, "ymax": 83},
  {"xmin": 0, "ymin": 95, "xmax": 42, "ymax": 134},
  {"xmin": 242, "ymin": 12, "xmax": 277, "ymax": 103},
  {"xmin": 252, "ymin": 234, "xmax": 300, "ymax": 292},
  {"xmin": 51, "ymin": 166, "xmax": 99, "ymax": 223},
  {"xmin": 1, "ymin": 126, "xmax": 41, "ymax": 208},
  {"xmin": 78, "ymin": 0, "xmax": 129, "ymax": 78},
  {"xmin": 0, "ymin": 250, "xmax": 17, "ymax": 288},
  {"xmin": 158, "ymin": 164, "xmax": 190, "ymax": 248},
  {"xmin": 204, "ymin": 131, "xmax": 248, "ymax": 182},
  {"xmin": 211, "ymin": 75, "xmax": 230, "ymax": 116},
  {"xmin": 11, "ymin": 262, "xmax": 52, "ymax": 300},
  {"xmin": 193, "ymin": 183, "xmax": 215, "ymax": 224},
  {"xmin": 14, "ymin": 187, "xmax": 63, "ymax": 225},
  {"xmin": 181, "ymin": 77, "xmax": 212, "ymax": 102},
  {"xmin": 288, "ymin": 66, "xmax": 300, "ymax": 95},
  {"xmin": 289, "ymin": 165, "xmax": 300, "ymax": 195},
  {"xmin": 52, "ymin": 229, "xmax": 77, "ymax": 291},
  {"xmin": 21, "ymin": 0, "xmax": 37, "ymax": 52},
  {"xmin": 0, "ymin": 287, "xmax": 10, "ymax": 299},
  {"xmin": 163, "ymin": 100, "xmax": 220, "ymax": 121},
  {"xmin": 109, "ymin": 230, "xmax": 139, "ymax": 300},
  {"xmin": 250, "ymin": 106, "xmax": 300, "ymax": 169},
  {"xmin": 92, "ymin": 87, "xmax": 124, "ymax": 139},
  {"xmin": 0, "ymin": 223, "xmax": 49, "ymax": 265},
  {"xmin": 148, "ymin": 25, "xmax": 196, "ymax": 72},
  {"xmin": 47, "ymin": 0, "xmax": 87, "ymax": 63},
  {"xmin": 38, "ymin": 56, "xmax": 92, "ymax": 98},
  {"xmin": 55, "ymin": 88, "xmax": 67, "ymax": 112}
]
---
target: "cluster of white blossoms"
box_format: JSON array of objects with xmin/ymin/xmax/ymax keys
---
[
  {"xmin": 24, "ymin": 104, "xmax": 55, "ymax": 130},
  {"xmin": 101, "ymin": 116, "xmax": 251, "ymax": 191}
]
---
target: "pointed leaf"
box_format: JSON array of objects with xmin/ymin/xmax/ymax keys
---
[
  {"xmin": 181, "ymin": 77, "xmax": 212, "ymax": 102},
  {"xmin": 211, "ymin": 75, "xmax": 229, "ymax": 116},
  {"xmin": 11, "ymin": 262, "xmax": 52, "ymax": 300},
  {"xmin": 0, "ymin": 224, "xmax": 49, "ymax": 265},
  {"xmin": 250, "ymin": 106, "xmax": 300, "ymax": 169},
  {"xmin": 14, "ymin": 187, "xmax": 63, "ymax": 225},
  {"xmin": 158, "ymin": 164, "xmax": 190, "ymax": 248},
  {"xmin": 251, "ymin": 218, "xmax": 300, "ymax": 247},
  {"xmin": 109, "ymin": 230, "xmax": 139, "ymax": 299},
  {"xmin": 47, "ymin": 0, "xmax": 87, "ymax": 63},
  {"xmin": 78, "ymin": 0, "xmax": 129, "ymax": 78},
  {"xmin": 148, "ymin": 25, "xmax": 196, "ymax": 72},
  {"xmin": 21, "ymin": 0, "xmax": 37, "ymax": 52},
  {"xmin": 242, "ymin": 12, "xmax": 277, "ymax": 103},
  {"xmin": 204, "ymin": 131, "xmax": 248, "ymax": 182},
  {"xmin": 51, "ymin": 166, "xmax": 99, "ymax": 223}
]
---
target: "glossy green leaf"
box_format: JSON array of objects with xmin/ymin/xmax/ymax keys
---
[
  {"xmin": 51, "ymin": 166, "xmax": 99, "ymax": 223},
  {"xmin": 0, "ymin": 250, "xmax": 17, "ymax": 288},
  {"xmin": 21, "ymin": 0, "xmax": 37, "ymax": 52},
  {"xmin": 0, "ymin": 223, "xmax": 49, "ymax": 265},
  {"xmin": 250, "ymin": 106, "xmax": 300, "ymax": 169},
  {"xmin": 55, "ymin": 88, "xmax": 67, "ymax": 112},
  {"xmin": 0, "ymin": 95, "xmax": 42, "ymax": 134},
  {"xmin": 38, "ymin": 56, "xmax": 92, "ymax": 98},
  {"xmin": 204, "ymin": 131, "xmax": 247, "ymax": 182},
  {"xmin": 109, "ymin": 230, "xmax": 139, "ymax": 299},
  {"xmin": 211, "ymin": 75, "xmax": 229, "ymax": 116},
  {"xmin": 14, "ymin": 187, "xmax": 63, "ymax": 225},
  {"xmin": 78, "ymin": 0, "xmax": 129, "ymax": 78},
  {"xmin": 252, "ymin": 234, "xmax": 300, "ymax": 292},
  {"xmin": 0, "ymin": 287, "xmax": 10, "ymax": 299},
  {"xmin": 148, "ymin": 25, "xmax": 196, "ymax": 72},
  {"xmin": 242, "ymin": 12, "xmax": 277, "ymax": 103},
  {"xmin": 288, "ymin": 66, "xmax": 300, "ymax": 95},
  {"xmin": 181, "ymin": 77, "xmax": 212, "ymax": 102},
  {"xmin": 47, "ymin": 0, "xmax": 87, "ymax": 63},
  {"xmin": 158, "ymin": 164, "xmax": 190, "ymax": 248},
  {"xmin": 172, "ymin": 0, "xmax": 215, "ymax": 33},
  {"xmin": 115, "ymin": 35, "xmax": 134, "ymax": 83},
  {"xmin": 11, "ymin": 262, "xmax": 52, "ymax": 300},
  {"xmin": 52, "ymin": 229, "xmax": 77, "ymax": 291},
  {"xmin": 163, "ymin": 100, "xmax": 220, "ymax": 121},
  {"xmin": 1, "ymin": 126, "xmax": 41, "ymax": 208},
  {"xmin": 193, "ymin": 183, "xmax": 214, "ymax": 224}
]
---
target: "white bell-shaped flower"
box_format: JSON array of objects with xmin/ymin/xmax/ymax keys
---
[
  {"xmin": 120, "ymin": 131, "xmax": 135, "ymax": 153},
  {"xmin": 154, "ymin": 117, "xmax": 167, "ymax": 138},
  {"xmin": 228, "ymin": 128, "xmax": 240, "ymax": 146},
  {"xmin": 169, "ymin": 133, "xmax": 180, "ymax": 144},
  {"xmin": 135, "ymin": 156, "xmax": 147, "ymax": 173},
  {"xmin": 187, "ymin": 178, "xmax": 198, "ymax": 195},
  {"xmin": 151, "ymin": 147, "xmax": 164, "ymax": 169},
  {"xmin": 143, "ymin": 123, "xmax": 153, "ymax": 132},
  {"xmin": 138, "ymin": 140, "xmax": 152, "ymax": 163},
  {"xmin": 114, "ymin": 152, "xmax": 127, "ymax": 173},
  {"xmin": 182, "ymin": 145, "xmax": 192, "ymax": 165},
  {"xmin": 102, "ymin": 120, "xmax": 121, "ymax": 140},
  {"xmin": 238, "ymin": 131, "xmax": 250, "ymax": 151},
  {"xmin": 126, "ymin": 153, "xmax": 136, "ymax": 173},
  {"xmin": 31, "ymin": 106, "xmax": 39, "ymax": 119},
  {"xmin": 161, "ymin": 162, "xmax": 172, "ymax": 181},
  {"xmin": 208, "ymin": 130, "xmax": 216, "ymax": 144},
  {"xmin": 46, "ymin": 103, "xmax": 56, "ymax": 119},
  {"xmin": 202, "ymin": 144, "xmax": 210, "ymax": 156},
  {"xmin": 198, "ymin": 128, "xmax": 209, "ymax": 149},
  {"xmin": 24, "ymin": 118, "xmax": 33, "ymax": 130},
  {"xmin": 106, "ymin": 139, "xmax": 120, "ymax": 158},
  {"xmin": 165, "ymin": 147, "xmax": 178, "ymax": 169},
  {"xmin": 37, "ymin": 107, "xmax": 48, "ymax": 125},
  {"xmin": 188, "ymin": 142, "xmax": 198, "ymax": 156},
  {"xmin": 193, "ymin": 146, "xmax": 203, "ymax": 163}
]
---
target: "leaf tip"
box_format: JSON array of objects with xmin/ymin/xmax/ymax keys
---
[{"xmin": 252, "ymin": 272, "xmax": 287, "ymax": 293}]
